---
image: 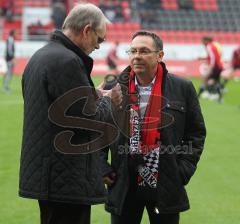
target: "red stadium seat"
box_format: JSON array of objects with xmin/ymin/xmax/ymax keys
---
[
  {"xmin": 193, "ymin": 0, "xmax": 218, "ymax": 11},
  {"xmin": 145, "ymin": 30, "xmax": 240, "ymax": 44},
  {"xmin": 161, "ymin": 0, "xmax": 178, "ymax": 10}
]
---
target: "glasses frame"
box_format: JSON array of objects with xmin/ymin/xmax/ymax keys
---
[
  {"xmin": 126, "ymin": 48, "xmax": 160, "ymax": 56},
  {"xmin": 93, "ymin": 29, "xmax": 105, "ymax": 44}
]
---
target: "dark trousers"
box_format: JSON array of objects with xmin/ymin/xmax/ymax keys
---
[
  {"xmin": 111, "ymin": 187, "xmax": 179, "ymax": 224},
  {"xmin": 38, "ymin": 200, "xmax": 91, "ymax": 224}
]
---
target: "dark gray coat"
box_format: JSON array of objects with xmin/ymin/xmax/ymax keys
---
[
  {"xmin": 101, "ymin": 64, "xmax": 206, "ymax": 215},
  {"xmin": 19, "ymin": 30, "xmax": 113, "ymax": 204}
]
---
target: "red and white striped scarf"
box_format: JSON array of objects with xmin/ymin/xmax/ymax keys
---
[
  {"xmin": 129, "ymin": 63, "xmax": 163, "ymax": 153},
  {"xmin": 128, "ymin": 63, "xmax": 163, "ymax": 187}
]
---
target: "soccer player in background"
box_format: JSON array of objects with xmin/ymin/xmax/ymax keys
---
[
  {"xmin": 198, "ymin": 36, "xmax": 224, "ymax": 102},
  {"xmin": 2, "ymin": 29, "xmax": 15, "ymax": 92},
  {"xmin": 221, "ymin": 46, "xmax": 240, "ymax": 85},
  {"xmin": 106, "ymin": 41, "xmax": 119, "ymax": 75}
]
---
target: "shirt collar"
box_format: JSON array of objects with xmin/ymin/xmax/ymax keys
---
[{"xmin": 135, "ymin": 75, "xmax": 156, "ymax": 89}]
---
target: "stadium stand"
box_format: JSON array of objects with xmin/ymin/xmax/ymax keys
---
[
  {"xmin": 138, "ymin": 0, "xmax": 240, "ymax": 43},
  {"xmin": 12, "ymin": 0, "xmax": 50, "ymax": 16},
  {"xmin": 0, "ymin": 0, "xmax": 239, "ymax": 43},
  {"xmin": 0, "ymin": 0, "xmax": 239, "ymax": 76}
]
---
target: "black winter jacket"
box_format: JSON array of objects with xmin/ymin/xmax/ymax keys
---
[
  {"xmin": 19, "ymin": 30, "xmax": 113, "ymax": 204},
  {"xmin": 100, "ymin": 63, "xmax": 206, "ymax": 215}
]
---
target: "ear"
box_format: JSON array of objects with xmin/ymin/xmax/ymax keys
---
[
  {"xmin": 157, "ymin": 50, "xmax": 164, "ymax": 63},
  {"xmin": 82, "ymin": 24, "xmax": 92, "ymax": 38}
]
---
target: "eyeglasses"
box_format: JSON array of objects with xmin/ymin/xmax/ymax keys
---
[
  {"xmin": 93, "ymin": 29, "xmax": 105, "ymax": 44},
  {"xmin": 126, "ymin": 48, "xmax": 159, "ymax": 56}
]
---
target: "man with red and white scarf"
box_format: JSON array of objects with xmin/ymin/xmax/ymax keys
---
[{"xmin": 101, "ymin": 31, "xmax": 206, "ymax": 224}]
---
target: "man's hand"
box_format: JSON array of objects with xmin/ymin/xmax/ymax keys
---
[
  {"xmin": 105, "ymin": 83, "xmax": 123, "ymax": 106},
  {"xmin": 103, "ymin": 172, "xmax": 117, "ymax": 187},
  {"xmin": 96, "ymin": 80, "xmax": 122, "ymax": 106},
  {"xmin": 96, "ymin": 80, "xmax": 109, "ymax": 97}
]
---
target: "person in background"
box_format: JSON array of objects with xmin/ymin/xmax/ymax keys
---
[
  {"xmin": 51, "ymin": 1, "xmax": 66, "ymax": 29},
  {"xmin": 19, "ymin": 3, "xmax": 122, "ymax": 224},
  {"xmin": 198, "ymin": 36, "xmax": 224, "ymax": 102},
  {"xmin": 221, "ymin": 46, "xmax": 240, "ymax": 85},
  {"xmin": 106, "ymin": 41, "xmax": 119, "ymax": 75},
  {"xmin": 2, "ymin": 29, "xmax": 15, "ymax": 92},
  {"xmin": 101, "ymin": 30, "xmax": 206, "ymax": 224}
]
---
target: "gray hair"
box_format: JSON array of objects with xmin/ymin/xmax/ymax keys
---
[
  {"xmin": 62, "ymin": 3, "xmax": 109, "ymax": 33},
  {"xmin": 132, "ymin": 30, "xmax": 163, "ymax": 50}
]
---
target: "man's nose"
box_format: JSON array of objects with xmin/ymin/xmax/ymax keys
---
[{"xmin": 95, "ymin": 43, "xmax": 100, "ymax": 49}]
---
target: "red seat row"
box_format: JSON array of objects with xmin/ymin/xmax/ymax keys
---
[
  {"xmin": 107, "ymin": 22, "xmax": 140, "ymax": 31},
  {"xmin": 161, "ymin": 0, "xmax": 178, "ymax": 10},
  {"xmin": 161, "ymin": 0, "xmax": 218, "ymax": 11},
  {"xmin": 153, "ymin": 30, "xmax": 240, "ymax": 44},
  {"xmin": 13, "ymin": 0, "xmax": 50, "ymax": 15},
  {"xmin": 193, "ymin": 0, "xmax": 218, "ymax": 11},
  {"xmin": 106, "ymin": 29, "xmax": 240, "ymax": 44}
]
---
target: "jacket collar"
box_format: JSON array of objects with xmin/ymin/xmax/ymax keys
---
[{"xmin": 50, "ymin": 30, "xmax": 93, "ymax": 76}]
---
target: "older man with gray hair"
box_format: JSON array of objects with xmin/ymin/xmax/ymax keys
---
[{"xmin": 19, "ymin": 3, "xmax": 122, "ymax": 224}]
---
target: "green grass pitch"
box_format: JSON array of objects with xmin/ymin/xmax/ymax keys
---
[{"xmin": 0, "ymin": 75, "xmax": 240, "ymax": 224}]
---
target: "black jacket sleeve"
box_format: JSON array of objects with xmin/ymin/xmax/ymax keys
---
[
  {"xmin": 177, "ymin": 81, "xmax": 206, "ymax": 185},
  {"xmin": 47, "ymin": 57, "xmax": 113, "ymax": 123}
]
